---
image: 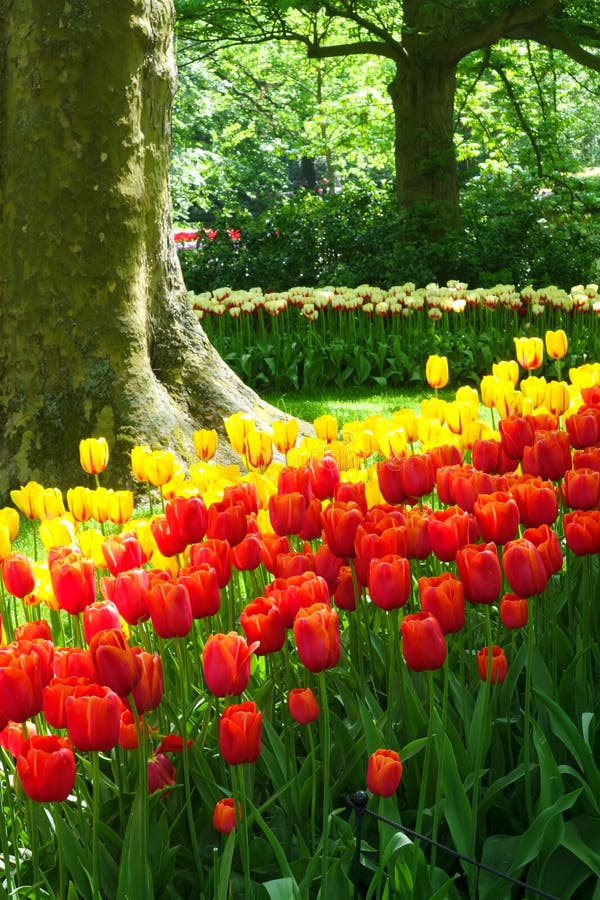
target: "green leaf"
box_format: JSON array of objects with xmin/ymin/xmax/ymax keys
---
[
  {"xmin": 116, "ymin": 785, "xmax": 153, "ymax": 899},
  {"xmin": 509, "ymin": 789, "xmax": 581, "ymax": 873},
  {"xmin": 440, "ymin": 732, "xmax": 472, "ymax": 862},
  {"xmin": 216, "ymin": 832, "xmax": 236, "ymax": 900}
]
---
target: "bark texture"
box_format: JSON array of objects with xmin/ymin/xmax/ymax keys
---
[{"xmin": 0, "ymin": 0, "xmax": 280, "ymax": 501}]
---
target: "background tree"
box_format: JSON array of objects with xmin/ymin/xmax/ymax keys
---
[
  {"xmin": 0, "ymin": 0, "xmax": 279, "ymax": 501},
  {"xmin": 177, "ymin": 0, "xmax": 600, "ymax": 226}
]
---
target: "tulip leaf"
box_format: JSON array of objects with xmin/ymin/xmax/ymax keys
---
[
  {"xmin": 534, "ymin": 689, "xmax": 600, "ymax": 800},
  {"xmin": 509, "ymin": 789, "xmax": 581, "ymax": 873},
  {"xmin": 216, "ymin": 831, "xmax": 236, "ymax": 900},
  {"xmin": 260, "ymin": 877, "xmax": 302, "ymax": 900},
  {"xmin": 439, "ymin": 732, "xmax": 472, "ymax": 862},
  {"xmin": 116, "ymin": 785, "xmax": 153, "ymax": 900}
]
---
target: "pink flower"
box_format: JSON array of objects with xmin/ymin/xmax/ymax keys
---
[
  {"xmin": 227, "ymin": 228, "xmax": 241, "ymax": 241},
  {"xmin": 204, "ymin": 228, "xmax": 218, "ymax": 241}
]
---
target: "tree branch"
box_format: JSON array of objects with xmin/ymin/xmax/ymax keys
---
[
  {"xmin": 508, "ymin": 18, "xmax": 600, "ymax": 71},
  {"xmin": 306, "ymin": 38, "xmax": 400, "ymax": 61}
]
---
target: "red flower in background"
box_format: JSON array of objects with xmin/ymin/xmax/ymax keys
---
[
  {"xmin": 2, "ymin": 552, "xmax": 35, "ymax": 598},
  {"xmin": 456, "ymin": 542, "xmax": 502, "ymax": 605},
  {"xmin": 65, "ymin": 683, "xmax": 121, "ymax": 752},
  {"xmin": 401, "ymin": 611, "xmax": 446, "ymax": 671},
  {"xmin": 293, "ymin": 602, "xmax": 340, "ymax": 673},
  {"xmin": 213, "ymin": 798, "xmax": 240, "ymax": 833},
  {"xmin": 500, "ymin": 593, "xmax": 528, "ymax": 629},
  {"xmin": 288, "ymin": 687, "xmax": 320, "ymax": 725},
  {"xmin": 145, "ymin": 581, "xmax": 192, "ymax": 638},
  {"xmin": 473, "ymin": 491, "xmax": 520, "ymax": 545},
  {"xmin": 202, "ymin": 632, "xmax": 257, "ymax": 697},
  {"xmin": 476, "ymin": 645, "xmax": 508, "ymax": 683},
  {"xmin": 16, "ymin": 735, "xmax": 76, "ymax": 803},
  {"xmin": 219, "ymin": 701, "xmax": 262, "ymax": 765},
  {"xmin": 564, "ymin": 510, "xmax": 600, "ymax": 556},
  {"xmin": 366, "ymin": 749, "xmax": 403, "ymax": 797},
  {"xmin": 502, "ymin": 538, "xmax": 549, "ymax": 598},
  {"xmin": 368, "ymin": 555, "xmax": 411, "ymax": 611},
  {"xmin": 321, "ymin": 501, "xmax": 363, "ymax": 558},
  {"xmin": 418, "ymin": 572, "xmax": 465, "ymax": 634},
  {"xmin": 240, "ymin": 596, "xmax": 286, "ymax": 655}
]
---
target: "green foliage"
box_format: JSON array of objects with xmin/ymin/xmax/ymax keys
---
[{"xmin": 179, "ymin": 177, "xmax": 600, "ymax": 299}]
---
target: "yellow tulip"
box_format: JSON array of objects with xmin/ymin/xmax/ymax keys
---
[
  {"xmin": 544, "ymin": 380, "xmax": 571, "ymax": 416},
  {"xmin": 32, "ymin": 561, "xmax": 57, "ymax": 610},
  {"xmin": 545, "ymin": 329, "xmax": 568, "ymax": 360},
  {"xmin": 391, "ymin": 409, "xmax": 419, "ymax": 442},
  {"xmin": 425, "ymin": 354, "xmax": 449, "ymax": 389},
  {"xmin": 375, "ymin": 424, "xmax": 407, "ymax": 458},
  {"xmin": 520, "ymin": 376, "xmax": 547, "ymax": 407},
  {"xmin": 0, "ymin": 523, "xmax": 11, "ymax": 560},
  {"xmin": 514, "ymin": 336, "xmax": 543, "ymax": 370},
  {"xmin": 10, "ymin": 481, "xmax": 44, "ymax": 520},
  {"xmin": 77, "ymin": 528, "xmax": 106, "ymax": 567},
  {"xmin": 193, "ymin": 428, "xmax": 218, "ymax": 461},
  {"xmin": 224, "ymin": 412, "xmax": 256, "ymax": 456},
  {"xmin": 244, "ymin": 431, "xmax": 273, "ymax": 471},
  {"xmin": 272, "ymin": 420, "xmax": 299, "ymax": 455},
  {"xmin": 79, "ymin": 437, "xmax": 110, "ymax": 475},
  {"xmin": 421, "ymin": 397, "xmax": 447, "ymax": 423},
  {"xmin": 314, "ymin": 414, "xmax": 338, "ymax": 443},
  {"xmin": 492, "ymin": 360, "xmax": 519, "ymax": 385},
  {"xmin": 242, "ymin": 471, "xmax": 277, "ymax": 509},
  {"xmin": 480, "ymin": 375, "xmax": 500, "ymax": 408},
  {"xmin": 67, "ymin": 486, "xmax": 95, "ymax": 522},
  {"xmin": 91, "ymin": 487, "xmax": 111, "ymax": 524},
  {"xmin": 0, "ymin": 507, "xmax": 19, "ymax": 541},
  {"xmin": 40, "ymin": 518, "xmax": 77, "ymax": 550},
  {"xmin": 106, "ymin": 490, "xmax": 134, "ymax": 525},
  {"xmin": 444, "ymin": 401, "xmax": 475, "ymax": 435},
  {"xmin": 131, "ymin": 445, "xmax": 152, "ymax": 481},
  {"xmin": 455, "ymin": 385, "xmax": 479, "ymax": 413},
  {"xmin": 144, "ymin": 450, "xmax": 178, "ymax": 487},
  {"xmin": 33, "ymin": 487, "xmax": 65, "ymax": 521}
]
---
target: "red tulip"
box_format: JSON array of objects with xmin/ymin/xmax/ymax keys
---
[
  {"xmin": 313, "ymin": 544, "xmax": 344, "ymax": 591},
  {"xmin": 150, "ymin": 516, "xmax": 188, "ymax": 558},
  {"xmin": 274, "ymin": 550, "xmax": 315, "ymax": 580},
  {"xmin": 43, "ymin": 675, "xmax": 92, "ymax": 730},
  {"xmin": 288, "ymin": 687, "xmax": 320, "ymax": 725},
  {"xmin": 1, "ymin": 552, "xmax": 35, "ymax": 598},
  {"xmin": 293, "ymin": 602, "xmax": 340, "ymax": 673},
  {"xmin": 189, "ymin": 539, "xmax": 232, "ymax": 587},
  {"xmin": 368, "ymin": 555, "xmax": 411, "ymax": 611},
  {"xmin": 472, "ymin": 439, "xmax": 518, "ymax": 475},
  {"xmin": 165, "ymin": 495, "xmax": 208, "ymax": 546},
  {"xmin": 102, "ymin": 532, "xmax": 145, "ymax": 575},
  {"xmin": 321, "ymin": 501, "xmax": 364, "ymax": 558},
  {"xmin": 16, "ymin": 735, "xmax": 76, "ymax": 802},
  {"xmin": 476, "ymin": 645, "xmax": 508, "ymax": 684},
  {"xmin": 298, "ymin": 498, "xmax": 325, "ymax": 541},
  {"xmin": 566, "ymin": 410, "xmax": 599, "ymax": 449},
  {"xmin": 499, "ymin": 593, "xmax": 528, "ymax": 629},
  {"xmin": 89, "ymin": 629, "xmax": 142, "ymax": 697},
  {"xmin": 507, "ymin": 476, "xmax": 558, "ymax": 527},
  {"xmin": 334, "ymin": 481, "xmax": 368, "ymax": 514},
  {"xmin": 455, "ymin": 542, "xmax": 502, "ymax": 605},
  {"xmin": 126, "ymin": 649, "xmax": 163, "ymax": 714},
  {"xmin": 563, "ymin": 468, "xmax": 600, "ymax": 511},
  {"xmin": 377, "ymin": 455, "xmax": 407, "ymax": 505},
  {"xmin": 231, "ymin": 533, "xmax": 263, "ymax": 571},
  {"xmin": 564, "ymin": 510, "xmax": 600, "ymax": 556},
  {"xmin": 178, "ymin": 564, "xmax": 221, "ymax": 619},
  {"xmin": 83, "ymin": 600, "xmax": 122, "ymax": 644},
  {"xmin": 0, "ymin": 650, "xmax": 44, "ymax": 722},
  {"xmin": 502, "ymin": 539, "xmax": 548, "ymax": 598},
  {"xmin": 206, "ymin": 502, "xmax": 247, "ymax": 547},
  {"xmin": 53, "ymin": 647, "xmax": 97, "ymax": 681},
  {"xmin": 223, "ymin": 482, "xmax": 259, "ymax": 516},
  {"xmin": 328, "ymin": 566, "xmax": 354, "ymax": 611},
  {"xmin": 145, "ymin": 581, "xmax": 192, "ymax": 638},
  {"xmin": 202, "ymin": 632, "xmax": 257, "ymax": 697},
  {"xmin": 522, "ymin": 524, "xmax": 563, "ymax": 576},
  {"xmin": 418, "ymin": 572, "xmax": 465, "ymax": 634},
  {"xmin": 398, "ymin": 453, "xmax": 435, "ymax": 499},
  {"xmin": 400, "ymin": 611, "xmax": 446, "ymax": 671},
  {"xmin": 50, "ymin": 552, "xmax": 96, "ymax": 615},
  {"xmin": 213, "ymin": 797, "xmax": 241, "ymax": 834},
  {"xmin": 278, "ymin": 465, "xmax": 312, "ymax": 503},
  {"xmin": 428, "ymin": 507, "xmax": 479, "ymax": 562},
  {"xmin": 522, "ymin": 431, "xmax": 571, "ymax": 481},
  {"xmin": 101, "ymin": 568, "xmax": 150, "ymax": 626},
  {"xmin": 0, "ymin": 720, "xmax": 36, "ymax": 758},
  {"xmin": 450, "ymin": 467, "xmax": 496, "ymax": 513},
  {"xmin": 366, "ymin": 748, "xmax": 403, "ymax": 797},
  {"xmin": 498, "ymin": 416, "xmax": 535, "ymax": 460},
  {"xmin": 308, "ymin": 455, "xmax": 340, "ymax": 500},
  {"xmin": 65, "ymin": 683, "xmax": 121, "ymax": 751},
  {"xmin": 268, "ymin": 492, "xmax": 307, "ymax": 536},
  {"xmin": 219, "ymin": 701, "xmax": 262, "ymax": 765},
  {"xmin": 15, "ymin": 619, "xmax": 53, "ymax": 642},
  {"xmin": 427, "ymin": 443, "xmax": 463, "ymax": 472},
  {"xmin": 240, "ymin": 596, "xmax": 286, "ymax": 655},
  {"xmin": 473, "ymin": 491, "xmax": 520, "ymax": 545},
  {"xmin": 148, "ymin": 752, "xmax": 176, "ymax": 794}
]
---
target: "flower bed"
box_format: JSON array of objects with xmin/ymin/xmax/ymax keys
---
[
  {"xmin": 0, "ymin": 336, "xmax": 599, "ymax": 897},
  {"xmin": 191, "ymin": 281, "xmax": 600, "ymax": 392}
]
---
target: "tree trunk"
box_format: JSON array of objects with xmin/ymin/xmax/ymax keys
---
[
  {"xmin": 388, "ymin": 59, "xmax": 460, "ymax": 227},
  {"xmin": 0, "ymin": 0, "xmax": 280, "ymax": 501}
]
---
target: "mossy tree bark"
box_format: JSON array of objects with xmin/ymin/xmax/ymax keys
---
[{"xmin": 0, "ymin": 0, "xmax": 279, "ymax": 501}]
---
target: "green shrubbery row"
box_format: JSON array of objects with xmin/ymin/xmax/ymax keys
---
[{"xmin": 178, "ymin": 177, "xmax": 600, "ymax": 295}]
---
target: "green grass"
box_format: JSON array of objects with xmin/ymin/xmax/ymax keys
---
[{"xmin": 262, "ymin": 384, "xmax": 455, "ymax": 425}]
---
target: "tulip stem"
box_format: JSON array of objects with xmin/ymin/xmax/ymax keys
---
[
  {"xmin": 469, "ymin": 608, "xmax": 493, "ymax": 896},
  {"xmin": 26, "ymin": 798, "xmax": 40, "ymax": 899},
  {"xmin": 175, "ymin": 638, "xmax": 203, "ymax": 884},
  {"xmin": 318, "ymin": 671, "xmax": 331, "ymax": 898},
  {"xmin": 431, "ymin": 660, "xmax": 449, "ymax": 869},
  {"xmin": 91, "ymin": 751, "xmax": 100, "ymax": 899},
  {"xmin": 131, "ymin": 700, "xmax": 152, "ymax": 897},
  {"xmin": 415, "ymin": 671, "xmax": 435, "ymax": 843},
  {"xmin": 233, "ymin": 765, "xmax": 252, "ymax": 897},
  {"xmin": 524, "ymin": 600, "xmax": 535, "ymax": 823},
  {"xmin": 307, "ymin": 723, "xmax": 318, "ymax": 854}
]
